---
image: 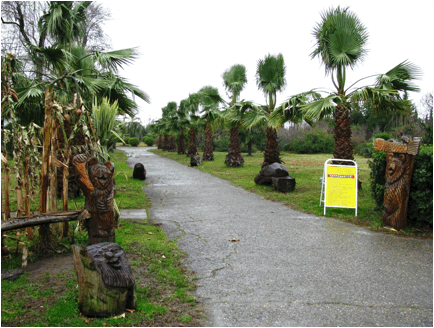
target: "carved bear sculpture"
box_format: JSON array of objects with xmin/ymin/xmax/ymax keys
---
[
  {"xmin": 373, "ymin": 137, "xmax": 421, "ymax": 230},
  {"xmin": 73, "ymin": 154, "xmax": 115, "ymax": 244}
]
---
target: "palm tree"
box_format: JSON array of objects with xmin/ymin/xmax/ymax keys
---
[
  {"xmin": 186, "ymin": 93, "xmax": 200, "ymax": 157},
  {"xmin": 176, "ymin": 99, "xmax": 189, "ymax": 154},
  {"xmin": 198, "ymin": 86, "xmax": 224, "ymax": 161},
  {"xmin": 253, "ymin": 53, "xmax": 286, "ymax": 165},
  {"xmin": 222, "ymin": 64, "xmax": 248, "ymax": 167},
  {"xmin": 300, "ymin": 6, "xmax": 421, "ymax": 162}
]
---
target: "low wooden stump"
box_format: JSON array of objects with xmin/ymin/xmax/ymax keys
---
[
  {"xmin": 72, "ymin": 242, "xmax": 136, "ymax": 317},
  {"xmin": 272, "ymin": 176, "xmax": 296, "ymax": 192}
]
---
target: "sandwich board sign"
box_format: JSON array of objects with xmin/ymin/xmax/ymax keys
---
[{"xmin": 320, "ymin": 159, "xmax": 358, "ymax": 216}]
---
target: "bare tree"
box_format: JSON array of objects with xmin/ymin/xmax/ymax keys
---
[{"xmin": 1, "ymin": 1, "xmax": 112, "ymax": 76}]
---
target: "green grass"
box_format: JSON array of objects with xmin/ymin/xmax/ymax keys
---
[{"xmin": 150, "ymin": 149, "xmax": 427, "ymax": 236}]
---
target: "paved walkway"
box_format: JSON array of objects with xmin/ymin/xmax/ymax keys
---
[{"xmin": 119, "ymin": 147, "xmax": 433, "ymax": 327}]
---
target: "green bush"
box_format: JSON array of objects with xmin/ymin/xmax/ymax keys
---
[
  {"xmin": 129, "ymin": 137, "xmax": 140, "ymax": 147},
  {"xmin": 354, "ymin": 142, "xmax": 373, "ymax": 157},
  {"xmin": 123, "ymin": 137, "xmax": 130, "ymax": 145},
  {"xmin": 213, "ymin": 138, "xmax": 229, "ymax": 152},
  {"xmin": 142, "ymin": 136, "xmax": 154, "ymax": 146},
  {"xmin": 373, "ymin": 132, "xmax": 392, "ymax": 140},
  {"xmin": 369, "ymin": 145, "xmax": 433, "ymax": 227},
  {"xmin": 289, "ymin": 129, "xmax": 335, "ymax": 154}
]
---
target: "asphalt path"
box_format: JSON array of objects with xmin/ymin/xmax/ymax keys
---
[{"xmin": 119, "ymin": 147, "xmax": 433, "ymax": 327}]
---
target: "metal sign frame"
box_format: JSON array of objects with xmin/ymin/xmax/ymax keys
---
[{"xmin": 320, "ymin": 159, "xmax": 358, "ymax": 216}]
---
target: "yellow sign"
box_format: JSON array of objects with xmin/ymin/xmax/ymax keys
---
[{"xmin": 325, "ymin": 166, "xmax": 357, "ymax": 207}]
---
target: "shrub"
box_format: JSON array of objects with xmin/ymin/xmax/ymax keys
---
[
  {"xmin": 123, "ymin": 137, "xmax": 130, "ymax": 145},
  {"xmin": 373, "ymin": 132, "xmax": 392, "ymax": 140},
  {"xmin": 289, "ymin": 129, "xmax": 335, "ymax": 154},
  {"xmin": 129, "ymin": 137, "xmax": 140, "ymax": 147},
  {"xmin": 213, "ymin": 138, "xmax": 229, "ymax": 152},
  {"xmin": 369, "ymin": 145, "xmax": 433, "ymax": 227},
  {"xmin": 142, "ymin": 136, "xmax": 154, "ymax": 146}
]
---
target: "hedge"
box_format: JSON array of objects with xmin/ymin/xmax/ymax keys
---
[
  {"xmin": 129, "ymin": 137, "xmax": 140, "ymax": 147},
  {"xmin": 369, "ymin": 145, "xmax": 433, "ymax": 227}
]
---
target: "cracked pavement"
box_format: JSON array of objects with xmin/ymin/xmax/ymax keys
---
[{"xmin": 120, "ymin": 147, "xmax": 433, "ymax": 327}]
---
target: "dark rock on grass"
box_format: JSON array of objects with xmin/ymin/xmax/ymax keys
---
[
  {"xmin": 190, "ymin": 155, "xmax": 202, "ymax": 167},
  {"xmin": 254, "ymin": 162, "xmax": 289, "ymax": 185},
  {"xmin": 133, "ymin": 163, "xmax": 146, "ymax": 180},
  {"xmin": 272, "ymin": 176, "xmax": 296, "ymax": 192}
]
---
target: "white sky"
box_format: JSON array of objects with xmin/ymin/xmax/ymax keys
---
[{"xmin": 101, "ymin": 0, "xmax": 433, "ymax": 124}]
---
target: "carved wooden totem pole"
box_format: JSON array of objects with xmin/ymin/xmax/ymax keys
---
[
  {"xmin": 73, "ymin": 242, "xmax": 136, "ymax": 317},
  {"xmin": 373, "ymin": 137, "xmax": 422, "ymax": 230},
  {"xmin": 73, "ymin": 154, "xmax": 115, "ymax": 244}
]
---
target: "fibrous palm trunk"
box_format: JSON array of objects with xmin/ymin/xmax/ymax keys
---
[
  {"xmin": 225, "ymin": 126, "xmax": 244, "ymax": 167},
  {"xmin": 203, "ymin": 122, "xmax": 214, "ymax": 161},
  {"xmin": 157, "ymin": 136, "xmax": 162, "ymax": 149},
  {"xmin": 333, "ymin": 105, "xmax": 354, "ymax": 162},
  {"xmin": 168, "ymin": 135, "xmax": 177, "ymax": 152},
  {"xmin": 177, "ymin": 130, "xmax": 186, "ymax": 154},
  {"xmin": 186, "ymin": 127, "xmax": 197, "ymax": 157},
  {"xmin": 263, "ymin": 127, "xmax": 281, "ymax": 166},
  {"xmin": 163, "ymin": 134, "xmax": 169, "ymax": 151}
]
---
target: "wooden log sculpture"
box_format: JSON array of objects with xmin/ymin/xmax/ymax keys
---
[
  {"xmin": 373, "ymin": 137, "xmax": 422, "ymax": 230},
  {"xmin": 72, "ymin": 242, "xmax": 136, "ymax": 317},
  {"xmin": 72, "ymin": 154, "xmax": 115, "ymax": 244}
]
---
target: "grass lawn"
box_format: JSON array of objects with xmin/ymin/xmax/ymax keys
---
[
  {"xmin": 1, "ymin": 149, "xmax": 205, "ymax": 327},
  {"xmin": 150, "ymin": 149, "xmax": 430, "ymax": 238}
]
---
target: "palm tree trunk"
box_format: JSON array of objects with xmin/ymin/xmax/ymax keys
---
[
  {"xmin": 203, "ymin": 122, "xmax": 214, "ymax": 161},
  {"xmin": 333, "ymin": 105, "xmax": 354, "ymax": 161},
  {"xmin": 263, "ymin": 127, "xmax": 281, "ymax": 165},
  {"xmin": 225, "ymin": 126, "xmax": 244, "ymax": 167},
  {"xmin": 187, "ymin": 127, "xmax": 197, "ymax": 157},
  {"xmin": 168, "ymin": 135, "xmax": 177, "ymax": 152},
  {"xmin": 163, "ymin": 134, "xmax": 169, "ymax": 151},
  {"xmin": 177, "ymin": 130, "xmax": 186, "ymax": 154},
  {"xmin": 157, "ymin": 136, "xmax": 162, "ymax": 149}
]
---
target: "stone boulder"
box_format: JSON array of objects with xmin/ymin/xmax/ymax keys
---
[
  {"xmin": 254, "ymin": 162, "xmax": 289, "ymax": 185},
  {"xmin": 272, "ymin": 176, "xmax": 296, "ymax": 192},
  {"xmin": 133, "ymin": 163, "xmax": 146, "ymax": 180},
  {"xmin": 190, "ymin": 155, "xmax": 202, "ymax": 167}
]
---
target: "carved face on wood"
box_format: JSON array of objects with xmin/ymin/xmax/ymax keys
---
[
  {"xmin": 386, "ymin": 153, "xmax": 408, "ymax": 184},
  {"xmin": 87, "ymin": 242, "xmax": 134, "ymax": 288},
  {"xmin": 86, "ymin": 157, "xmax": 114, "ymax": 190}
]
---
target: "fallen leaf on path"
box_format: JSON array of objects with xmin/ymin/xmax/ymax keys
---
[
  {"xmin": 229, "ymin": 238, "xmax": 240, "ymax": 242},
  {"xmin": 147, "ymin": 232, "xmax": 154, "ymax": 235}
]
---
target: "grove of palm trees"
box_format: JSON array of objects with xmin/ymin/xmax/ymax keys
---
[{"xmin": 1, "ymin": 2, "xmax": 432, "ymax": 326}]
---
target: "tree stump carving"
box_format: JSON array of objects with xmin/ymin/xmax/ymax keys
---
[
  {"xmin": 72, "ymin": 242, "xmax": 136, "ymax": 317},
  {"xmin": 373, "ymin": 137, "xmax": 422, "ymax": 230},
  {"xmin": 72, "ymin": 154, "xmax": 115, "ymax": 244}
]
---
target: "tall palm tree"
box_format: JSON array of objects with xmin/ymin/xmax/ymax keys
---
[
  {"xmin": 222, "ymin": 64, "xmax": 247, "ymax": 167},
  {"xmin": 198, "ymin": 86, "xmax": 224, "ymax": 161},
  {"xmin": 186, "ymin": 93, "xmax": 200, "ymax": 157},
  {"xmin": 300, "ymin": 6, "xmax": 421, "ymax": 162},
  {"xmin": 253, "ymin": 53, "xmax": 286, "ymax": 165},
  {"xmin": 176, "ymin": 99, "xmax": 189, "ymax": 154}
]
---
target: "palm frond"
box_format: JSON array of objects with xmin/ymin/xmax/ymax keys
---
[
  {"xmin": 301, "ymin": 94, "xmax": 338, "ymax": 121},
  {"xmin": 376, "ymin": 60, "xmax": 422, "ymax": 92}
]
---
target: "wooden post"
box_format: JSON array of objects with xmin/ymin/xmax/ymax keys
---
[{"xmin": 72, "ymin": 242, "xmax": 136, "ymax": 317}]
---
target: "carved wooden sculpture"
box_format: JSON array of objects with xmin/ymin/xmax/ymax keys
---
[
  {"xmin": 373, "ymin": 137, "xmax": 422, "ymax": 230},
  {"xmin": 72, "ymin": 154, "xmax": 115, "ymax": 244},
  {"xmin": 73, "ymin": 242, "xmax": 136, "ymax": 317}
]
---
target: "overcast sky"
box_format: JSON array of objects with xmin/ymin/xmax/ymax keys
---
[{"xmin": 101, "ymin": 0, "xmax": 433, "ymax": 124}]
